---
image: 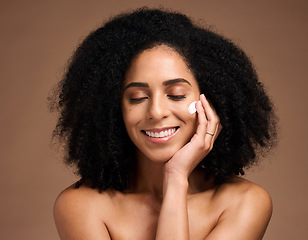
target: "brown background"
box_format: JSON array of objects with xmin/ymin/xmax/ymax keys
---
[{"xmin": 0, "ymin": 0, "xmax": 307, "ymax": 239}]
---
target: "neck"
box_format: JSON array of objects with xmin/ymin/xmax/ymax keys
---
[
  {"xmin": 132, "ymin": 150, "xmax": 165, "ymax": 200},
  {"xmin": 131, "ymin": 150, "xmax": 213, "ymax": 200}
]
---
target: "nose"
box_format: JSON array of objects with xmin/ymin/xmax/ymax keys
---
[{"xmin": 146, "ymin": 94, "xmax": 169, "ymax": 120}]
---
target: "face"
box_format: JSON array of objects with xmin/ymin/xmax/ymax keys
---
[{"xmin": 121, "ymin": 45, "xmax": 200, "ymax": 163}]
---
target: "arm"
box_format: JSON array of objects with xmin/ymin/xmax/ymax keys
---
[
  {"xmin": 155, "ymin": 171, "xmax": 190, "ymax": 239},
  {"xmin": 156, "ymin": 94, "xmax": 221, "ymax": 239}
]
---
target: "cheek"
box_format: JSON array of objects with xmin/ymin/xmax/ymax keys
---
[
  {"xmin": 122, "ymin": 108, "xmax": 134, "ymax": 127},
  {"xmin": 122, "ymin": 110, "xmax": 136, "ymax": 143},
  {"xmin": 122, "ymin": 105, "xmax": 143, "ymax": 130},
  {"xmin": 172, "ymin": 103, "xmax": 198, "ymax": 127}
]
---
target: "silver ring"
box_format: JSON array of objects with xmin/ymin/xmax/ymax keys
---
[{"xmin": 206, "ymin": 132, "xmax": 214, "ymax": 136}]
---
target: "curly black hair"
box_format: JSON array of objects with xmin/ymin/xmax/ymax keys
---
[{"xmin": 51, "ymin": 7, "xmax": 277, "ymax": 191}]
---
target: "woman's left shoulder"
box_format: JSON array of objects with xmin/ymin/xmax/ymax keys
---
[
  {"xmin": 201, "ymin": 177, "xmax": 273, "ymax": 238},
  {"xmin": 215, "ymin": 177, "xmax": 273, "ymax": 224},
  {"xmin": 224, "ymin": 177, "xmax": 272, "ymax": 204}
]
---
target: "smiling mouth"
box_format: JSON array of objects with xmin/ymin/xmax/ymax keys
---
[{"xmin": 142, "ymin": 127, "xmax": 179, "ymax": 138}]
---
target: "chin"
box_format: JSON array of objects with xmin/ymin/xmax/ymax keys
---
[
  {"xmin": 148, "ymin": 154, "xmax": 174, "ymax": 163},
  {"xmin": 138, "ymin": 145, "xmax": 182, "ymax": 163}
]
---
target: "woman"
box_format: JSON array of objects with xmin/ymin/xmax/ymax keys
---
[{"xmin": 52, "ymin": 8, "xmax": 277, "ymax": 239}]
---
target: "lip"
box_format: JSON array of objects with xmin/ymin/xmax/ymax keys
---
[{"xmin": 142, "ymin": 127, "xmax": 179, "ymax": 144}]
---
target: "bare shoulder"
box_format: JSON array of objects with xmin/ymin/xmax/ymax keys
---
[
  {"xmin": 218, "ymin": 177, "xmax": 272, "ymax": 212},
  {"xmin": 54, "ymin": 181, "xmax": 112, "ymax": 217},
  {"xmin": 53, "ymin": 182, "xmax": 113, "ymax": 239},
  {"xmin": 206, "ymin": 177, "xmax": 273, "ymax": 239}
]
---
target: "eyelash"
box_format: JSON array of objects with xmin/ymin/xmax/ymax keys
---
[
  {"xmin": 129, "ymin": 95, "xmax": 186, "ymax": 103},
  {"xmin": 129, "ymin": 97, "xmax": 148, "ymax": 103},
  {"xmin": 167, "ymin": 95, "xmax": 186, "ymax": 100}
]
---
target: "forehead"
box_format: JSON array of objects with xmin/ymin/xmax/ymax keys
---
[{"xmin": 123, "ymin": 45, "xmax": 197, "ymax": 87}]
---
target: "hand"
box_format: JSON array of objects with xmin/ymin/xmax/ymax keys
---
[{"xmin": 165, "ymin": 94, "xmax": 222, "ymax": 178}]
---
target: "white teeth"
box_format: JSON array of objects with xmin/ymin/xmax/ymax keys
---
[{"xmin": 144, "ymin": 128, "xmax": 177, "ymax": 138}]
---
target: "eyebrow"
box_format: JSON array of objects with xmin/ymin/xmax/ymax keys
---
[
  {"xmin": 124, "ymin": 82, "xmax": 149, "ymax": 89},
  {"xmin": 124, "ymin": 78, "xmax": 191, "ymax": 90},
  {"xmin": 163, "ymin": 78, "xmax": 191, "ymax": 86}
]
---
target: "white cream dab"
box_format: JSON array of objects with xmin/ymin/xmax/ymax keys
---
[{"xmin": 188, "ymin": 101, "xmax": 197, "ymax": 114}]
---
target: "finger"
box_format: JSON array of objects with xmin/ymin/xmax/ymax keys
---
[
  {"xmin": 214, "ymin": 123, "xmax": 223, "ymax": 141},
  {"xmin": 194, "ymin": 99, "xmax": 208, "ymax": 138},
  {"xmin": 199, "ymin": 94, "xmax": 220, "ymax": 145},
  {"xmin": 200, "ymin": 94, "xmax": 218, "ymax": 123}
]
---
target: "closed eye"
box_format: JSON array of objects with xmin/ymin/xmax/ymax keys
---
[
  {"xmin": 129, "ymin": 97, "xmax": 148, "ymax": 103},
  {"xmin": 167, "ymin": 95, "xmax": 186, "ymax": 100}
]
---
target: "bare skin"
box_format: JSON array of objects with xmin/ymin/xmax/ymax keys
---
[{"xmin": 54, "ymin": 46, "xmax": 272, "ymax": 239}]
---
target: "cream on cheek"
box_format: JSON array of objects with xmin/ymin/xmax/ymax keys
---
[
  {"xmin": 170, "ymin": 101, "xmax": 198, "ymax": 127},
  {"xmin": 188, "ymin": 101, "xmax": 197, "ymax": 114}
]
